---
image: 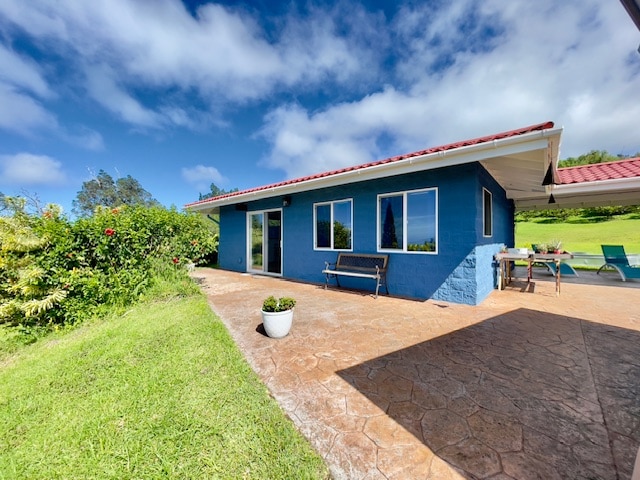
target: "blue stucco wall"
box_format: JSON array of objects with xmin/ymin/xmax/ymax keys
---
[
  {"xmin": 217, "ymin": 162, "xmax": 513, "ymax": 305},
  {"xmin": 218, "ymin": 204, "xmax": 247, "ymax": 272}
]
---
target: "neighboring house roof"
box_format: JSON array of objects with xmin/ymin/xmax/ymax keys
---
[
  {"xmin": 186, "ymin": 121, "xmax": 562, "ymax": 213},
  {"xmin": 557, "ymin": 157, "xmax": 640, "ymax": 184},
  {"xmin": 540, "ymin": 157, "xmax": 640, "ymax": 210}
]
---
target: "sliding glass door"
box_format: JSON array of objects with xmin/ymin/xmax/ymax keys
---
[{"xmin": 248, "ymin": 209, "xmax": 282, "ymax": 275}]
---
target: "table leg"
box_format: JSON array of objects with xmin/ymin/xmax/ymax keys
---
[{"xmin": 556, "ymin": 260, "xmax": 561, "ymax": 296}]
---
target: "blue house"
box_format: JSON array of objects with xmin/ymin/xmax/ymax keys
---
[{"xmin": 186, "ymin": 121, "xmax": 563, "ymax": 305}]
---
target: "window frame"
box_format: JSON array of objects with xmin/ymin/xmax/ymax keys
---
[
  {"xmin": 313, "ymin": 198, "xmax": 354, "ymax": 251},
  {"xmin": 482, "ymin": 187, "xmax": 493, "ymax": 238},
  {"xmin": 377, "ymin": 187, "xmax": 438, "ymax": 254}
]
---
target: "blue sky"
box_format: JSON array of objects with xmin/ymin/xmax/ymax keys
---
[{"xmin": 1, "ymin": 0, "xmax": 639, "ymax": 215}]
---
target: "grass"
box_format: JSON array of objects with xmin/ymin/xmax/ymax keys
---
[
  {"xmin": 0, "ymin": 293, "xmax": 329, "ymax": 479},
  {"xmin": 515, "ymin": 216, "xmax": 640, "ymax": 254}
]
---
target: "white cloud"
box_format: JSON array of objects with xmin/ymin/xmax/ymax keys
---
[
  {"xmin": 0, "ymin": 45, "xmax": 56, "ymax": 134},
  {"xmin": 258, "ymin": 95, "xmax": 403, "ymax": 178},
  {"xmin": 0, "ymin": 153, "xmax": 66, "ymax": 186},
  {"xmin": 1, "ymin": 0, "xmax": 638, "ymax": 176},
  {"xmin": 0, "ymin": 0, "xmax": 375, "ymax": 129},
  {"xmin": 0, "ymin": 84, "xmax": 57, "ymax": 135},
  {"xmin": 61, "ymin": 127, "xmax": 105, "ymax": 151},
  {"xmin": 0, "ymin": 44, "xmax": 52, "ymax": 98},
  {"xmin": 0, "ymin": 43, "xmax": 106, "ymax": 149},
  {"xmin": 259, "ymin": 0, "xmax": 640, "ymax": 179},
  {"xmin": 84, "ymin": 64, "xmax": 162, "ymax": 128},
  {"xmin": 0, "ymin": 83, "xmax": 105, "ymax": 150},
  {"xmin": 181, "ymin": 164, "xmax": 228, "ymax": 192}
]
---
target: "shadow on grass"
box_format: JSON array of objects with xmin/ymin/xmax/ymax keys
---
[{"xmin": 337, "ymin": 308, "xmax": 640, "ymax": 479}]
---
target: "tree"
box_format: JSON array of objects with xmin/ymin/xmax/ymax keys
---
[
  {"xmin": 73, "ymin": 170, "xmax": 159, "ymax": 217},
  {"xmin": 199, "ymin": 183, "xmax": 238, "ymax": 201},
  {"xmin": 557, "ymin": 150, "xmax": 639, "ymax": 168},
  {"xmin": 382, "ymin": 203, "xmax": 398, "ymax": 249},
  {"xmin": 1, "ymin": 191, "xmax": 47, "ymax": 217},
  {"xmin": 333, "ymin": 221, "xmax": 351, "ymax": 250}
]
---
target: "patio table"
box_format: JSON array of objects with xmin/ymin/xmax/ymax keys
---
[{"xmin": 496, "ymin": 252, "xmax": 573, "ymax": 295}]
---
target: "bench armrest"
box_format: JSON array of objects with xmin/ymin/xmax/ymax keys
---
[{"xmin": 324, "ymin": 261, "xmax": 336, "ymax": 270}]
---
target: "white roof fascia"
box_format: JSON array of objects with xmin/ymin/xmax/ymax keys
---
[
  {"xmin": 515, "ymin": 176, "xmax": 640, "ymax": 210},
  {"xmin": 188, "ymin": 127, "xmax": 562, "ymax": 212},
  {"xmin": 551, "ymin": 176, "xmax": 640, "ymax": 196}
]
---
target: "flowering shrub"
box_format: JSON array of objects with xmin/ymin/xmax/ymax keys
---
[{"xmin": 0, "ymin": 201, "xmax": 218, "ymax": 330}]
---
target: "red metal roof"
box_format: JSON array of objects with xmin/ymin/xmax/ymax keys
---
[
  {"xmin": 556, "ymin": 157, "xmax": 640, "ymax": 184},
  {"xmin": 185, "ymin": 121, "xmax": 555, "ymax": 208}
]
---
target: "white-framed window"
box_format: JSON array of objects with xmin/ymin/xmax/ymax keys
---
[
  {"xmin": 313, "ymin": 199, "xmax": 353, "ymax": 250},
  {"xmin": 377, "ymin": 187, "xmax": 438, "ymax": 253},
  {"xmin": 483, "ymin": 188, "xmax": 493, "ymax": 237}
]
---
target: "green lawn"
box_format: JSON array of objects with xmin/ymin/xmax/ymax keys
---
[
  {"xmin": 0, "ymin": 295, "xmax": 329, "ymax": 479},
  {"xmin": 515, "ymin": 216, "xmax": 640, "ymax": 254}
]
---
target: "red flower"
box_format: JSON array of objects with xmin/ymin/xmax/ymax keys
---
[
  {"xmin": 111, "ymin": 208, "xmax": 119, "ymax": 214},
  {"xmin": 190, "ymin": 240, "xmax": 198, "ymax": 246},
  {"xmin": 105, "ymin": 228, "xmax": 115, "ymax": 236},
  {"xmin": 172, "ymin": 257, "xmax": 179, "ymax": 264}
]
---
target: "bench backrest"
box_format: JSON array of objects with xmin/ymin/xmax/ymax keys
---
[{"xmin": 336, "ymin": 253, "xmax": 388, "ymax": 272}]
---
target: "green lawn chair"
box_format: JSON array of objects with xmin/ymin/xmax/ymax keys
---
[
  {"xmin": 597, "ymin": 245, "xmax": 640, "ymax": 281},
  {"xmin": 544, "ymin": 261, "xmax": 578, "ymax": 277}
]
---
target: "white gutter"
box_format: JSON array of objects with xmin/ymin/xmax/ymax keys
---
[{"xmin": 552, "ymin": 176, "xmax": 640, "ymax": 196}]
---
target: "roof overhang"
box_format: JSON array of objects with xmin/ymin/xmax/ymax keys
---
[
  {"xmin": 620, "ymin": 0, "xmax": 640, "ymax": 51},
  {"xmin": 480, "ymin": 128, "xmax": 562, "ymax": 210},
  {"xmin": 188, "ymin": 126, "xmax": 563, "ymax": 215},
  {"xmin": 516, "ymin": 176, "xmax": 640, "ymax": 210},
  {"xmin": 621, "ymin": 0, "xmax": 640, "ymax": 30}
]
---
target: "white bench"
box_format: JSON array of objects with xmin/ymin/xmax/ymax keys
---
[{"xmin": 322, "ymin": 253, "xmax": 389, "ymax": 298}]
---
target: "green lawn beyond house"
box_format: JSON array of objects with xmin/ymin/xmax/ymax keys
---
[
  {"xmin": 515, "ymin": 216, "xmax": 640, "ymax": 254},
  {"xmin": 0, "ymin": 295, "xmax": 329, "ymax": 479}
]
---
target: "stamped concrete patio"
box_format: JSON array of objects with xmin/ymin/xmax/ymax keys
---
[{"xmin": 192, "ymin": 267, "xmax": 640, "ymax": 480}]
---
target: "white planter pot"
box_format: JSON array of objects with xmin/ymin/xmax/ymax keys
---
[{"xmin": 261, "ymin": 309, "xmax": 294, "ymax": 338}]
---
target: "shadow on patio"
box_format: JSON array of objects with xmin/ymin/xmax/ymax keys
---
[
  {"xmin": 193, "ymin": 267, "xmax": 640, "ymax": 479},
  {"xmin": 338, "ymin": 308, "xmax": 640, "ymax": 479}
]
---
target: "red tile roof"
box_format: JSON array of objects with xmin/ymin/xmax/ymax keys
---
[
  {"xmin": 557, "ymin": 157, "xmax": 640, "ymax": 184},
  {"xmin": 185, "ymin": 121, "xmax": 555, "ymax": 207}
]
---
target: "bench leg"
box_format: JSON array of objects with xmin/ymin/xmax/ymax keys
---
[
  {"xmin": 375, "ymin": 275, "xmax": 387, "ymax": 299},
  {"xmin": 324, "ymin": 273, "xmax": 340, "ymax": 290}
]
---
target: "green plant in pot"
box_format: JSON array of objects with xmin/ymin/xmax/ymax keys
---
[
  {"xmin": 548, "ymin": 239, "xmax": 563, "ymax": 254},
  {"xmin": 261, "ymin": 296, "xmax": 296, "ymax": 338}
]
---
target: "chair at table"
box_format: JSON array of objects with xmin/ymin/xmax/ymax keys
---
[
  {"xmin": 597, "ymin": 245, "xmax": 640, "ymax": 281},
  {"xmin": 544, "ymin": 261, "xmax": 578, "ymax": 277}
]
